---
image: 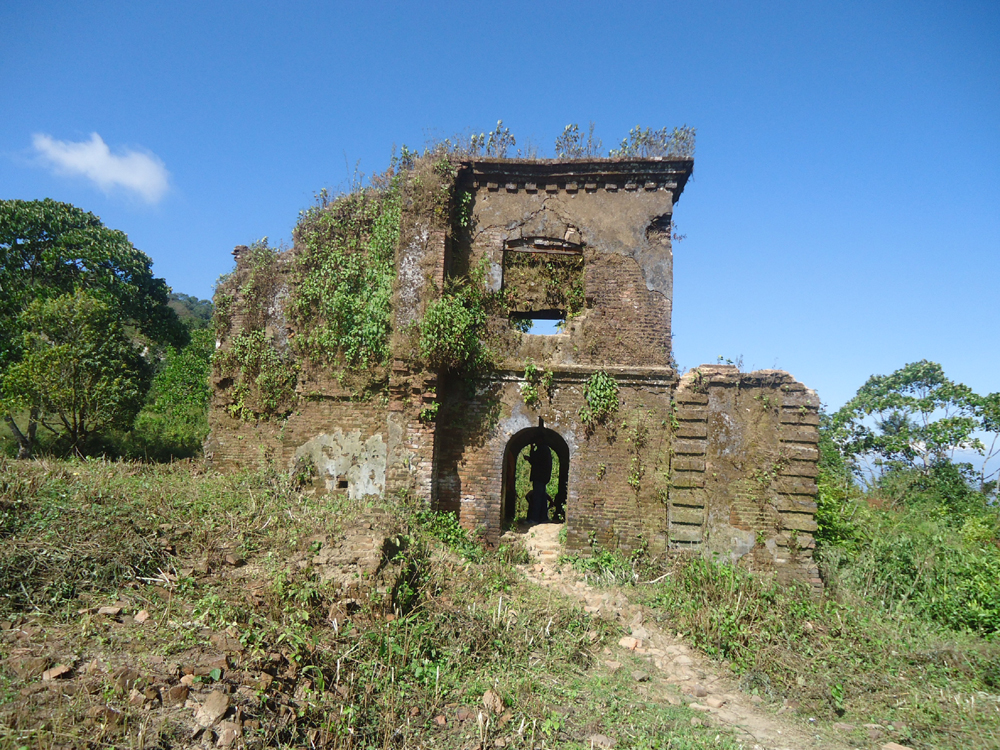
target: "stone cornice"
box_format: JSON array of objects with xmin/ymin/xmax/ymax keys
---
[{"xmin": 459, "ymin": 158, "xmax": 694, "ymax": 201}]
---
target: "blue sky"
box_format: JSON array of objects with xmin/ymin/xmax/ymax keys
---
[{"xmin": 2, "ymin": 0, "xmax": 997, "ymax": 412}]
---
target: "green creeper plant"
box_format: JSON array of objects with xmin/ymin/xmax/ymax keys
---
[
  {"xmin": 579, "ymin": 371, "xmax": 620, "ymax": 432},
  {"xmin": 290, "ymin": 184, "xmax": 401, "ymax": 371}
]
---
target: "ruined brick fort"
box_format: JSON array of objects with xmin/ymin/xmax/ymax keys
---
[{"xmin": 207, "ymin": 154, "xmax": 822, "ymax": 593}]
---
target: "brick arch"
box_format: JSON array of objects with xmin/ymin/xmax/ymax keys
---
[{"xmin": 500, "ymin": 426, "xmax": 570, "ymax": 525}]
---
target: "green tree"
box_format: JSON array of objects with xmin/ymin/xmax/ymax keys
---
[
  {"xmin": 830, "ymin": 360, "xmax": 983, "ymax": 482},
  {"xmin": 974, "ymin": 391, "xmax": 1000, "ymax": 495},
  {"xmin": 0, "ymin": 199, "xmax": 184, "ymax": 456},
  {"xmin": 1, "ymin": 291, "xmax": 152, "ymax": 451}
]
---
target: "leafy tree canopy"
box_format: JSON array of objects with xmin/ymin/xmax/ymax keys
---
[
  {"xmin": 1, "ymin": 291, "xmax": 152, "ymax": 451},
  {"xmin": 830, "ymin": 360, "xmax": 996, "ymax": 487},
  {"xmin": 0, "ymin": 198, "xmax": 186, "ymax": 359},
  {"xmin": 0, "ymin": 199, "xmax": 185, "ymax": 456},
  {"xmin": 167, "ymin": 292, "xmax": 214, "ymax": 330}
]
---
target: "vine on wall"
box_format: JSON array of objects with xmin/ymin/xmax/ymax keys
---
[
  {"xmin": 519, "ymin": 363, "xmax": 553, "ymax": 408},
  {"xmin": 289, "ymin": 178, "xmax": 402, "ymax": 372},
  {"xmin": 212, "ymin": 241, "xmax": 298, "ymax": 421},
  {"xmin": 579, "ymin": 371, "xmax": 620, "ymax": 433}
]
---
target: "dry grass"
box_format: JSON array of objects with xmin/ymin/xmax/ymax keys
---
[{"xmin": 0, "ymin": 459, "xmax": 745, "ymax": 750}]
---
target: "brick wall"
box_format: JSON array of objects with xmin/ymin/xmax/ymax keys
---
[{"xmin": 672, "ymin": 366, "xmax": 822, "ymax": 595}]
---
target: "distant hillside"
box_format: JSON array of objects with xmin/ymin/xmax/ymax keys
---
[{"xmin": 168, "ymin": 292, "xmax": 213, "ymax": 330}]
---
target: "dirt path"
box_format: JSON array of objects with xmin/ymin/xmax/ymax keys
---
[{"xmin": 514, "ymin": 523, "xmax": 857, "ymax": 750}]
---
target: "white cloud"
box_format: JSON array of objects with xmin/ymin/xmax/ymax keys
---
[{"xmin": 31, "ymin": 132, "xmax": 170, "ymax": 204}]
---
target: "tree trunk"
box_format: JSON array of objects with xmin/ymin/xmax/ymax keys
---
[{"xmin": 3, "ymin": 413, "xmax": 33, "ymax": 459}]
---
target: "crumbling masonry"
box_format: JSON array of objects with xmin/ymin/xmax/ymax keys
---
[{"xmin": 207, "ymin": 156, "xmax": 822, "ymax": 593}]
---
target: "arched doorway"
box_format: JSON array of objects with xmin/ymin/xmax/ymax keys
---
[{"xmin": 501, "ymin": 425, "xmax": 570, "ymax": 526}]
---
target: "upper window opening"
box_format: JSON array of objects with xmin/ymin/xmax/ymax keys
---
[
  {"xmin": 503, "ymin": 237, "xmax": 585, "ymax": 322},
  {"xmin": 510, "ymin": 311, "xmax": 566, "ymax": 335}
]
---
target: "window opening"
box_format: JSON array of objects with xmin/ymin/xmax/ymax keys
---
[
  {"xmin": 503, "ymin": 237, "xmax": 585, "ymax": 331},
  {"xmin": 510, "ymin": 310, "xmax": 567, "ymax": 335}
]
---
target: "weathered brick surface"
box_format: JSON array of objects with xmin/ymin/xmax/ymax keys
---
[
  {"xmin": 208, "ymin": 157, "xmax": 822, "ymax": 595},
  {"xmin": 670, "ymin": 367, "xmax": 823, "ymax": 594}
]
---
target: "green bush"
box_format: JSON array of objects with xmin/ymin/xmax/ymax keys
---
[
  {"xmin": 833, "ymin": 502, "xmax": 1000, "ymax": 633},
  {"xmin": 126, "ymin": 327, "xmax": 214, "ymax": 459}
]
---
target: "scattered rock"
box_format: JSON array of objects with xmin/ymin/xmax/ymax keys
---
[
  {"xmin": 224, "ymin": 554, "xmax": 245, "ymax": 567},
  {"xmin": 865, "ymin": 723, "xmax": 886, "ymax": 740},
  {"xmin": 604, "ymin": 660, "xmax": 622, "ymax": 671},
  {"xmin": 482, "ymin": 688, "xmax": 504, "ymax": 715},
  {"xmin": 211, "ymin": 633, "xmax": 243, "ymax": 653},
  {"xmin": 881, "ymin": 744, "xmax": 915, "ymax": 750},
  {"xmin": 8, "ymin": 655, "xmax": 50, "ymax": 679},
  {"xmin": 135, "ymin": 610, "xmax": 151, "ymax": 624},
  {"xmin": 195, "ymin": 690, "xmax": 230, "ymax": 727},
  {"xmin": 630, "ymin": 625, "xmax": 650, "ymax": 640},
  {"xmin": 113, "ymin": 667, "xmax": 141, "ymax": 692},
  {"xmin": 618, "ymin": 636, "xmax": 640, "ymax": 650},
  {"xmin": 216, "ymin": 720, "xmax": 242, "ymax": 747},
  {"xmin": 164, "ymin": 685, "xmax": 190, "ymax": 705},
  {"xmin": 687, "ymin": 684, "xmax": 708, "ymax": 698},
  {"xmin": 41, "ymin": 663, "xmax": 71, "ymax": 681},
  {"xmin": 87, "ymin": 705, "xmax": 123, "ymax": 725},
  {"xmin": 631, "ymin": 671, "xmax": 650, "ymax": 683},
  {"xmin": 833, "ymin": 722, "xmax": 856, "ymax": 732},
  {"xmin": 84, "ymin": 659, "xmax": 103, "ymax": 675},
  {"xmin": 180, "ymin": 674, "xmax": 197, "ymax": 687},
  {"xmin": 688, "ymin": 703, "xmax": 711, "ymax": 712},
  {"xmin": 690, "ymin": 717, "xmax": 703, "ymax": 727},
  {"xmin": 98, "ymin": 606, "xmax": 123, "ymax": 616},
  {"xmin": 705, "ymin": 697, "xmax": 725, "ymax": 709},
  {"xmin": 456, "ymin": 707, "xmax": 472, "ymax": 721},
  {"xmin": 128, "ymin": 688, "xmax": 146, "ymax": 706},
  {"xmin": 434, "ymin": 714, "xmax": 447, "ymax": 726},
  {"xmin": 587, "ymin": 733, "xmax": 616, "ymax": 748},
  {"xmin": 664, "ymin": 693, "xmax": 682, "ymax": 706}
]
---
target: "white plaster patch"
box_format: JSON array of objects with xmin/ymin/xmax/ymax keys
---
[
  {"xmin": 294, "ymin": 430, "xmax": 387, "ymax": 499},
  {"xmin": 704, "ymin": 526, "xmax": 756, "ymax": 564},
  {"xmin": 485, "ymin": 261, "xmax": 502, "ymax": 292}
]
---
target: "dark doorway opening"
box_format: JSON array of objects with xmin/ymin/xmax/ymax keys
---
[{"xmin": 501, "ymin": 425, "xmax": 569, "ymax": 526}]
